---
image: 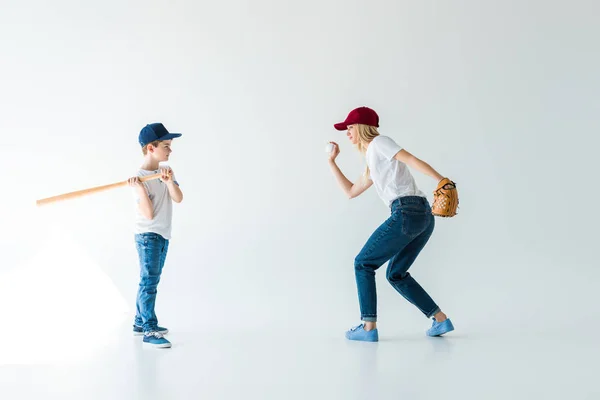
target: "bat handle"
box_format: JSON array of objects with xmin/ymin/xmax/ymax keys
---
[
  {"xmin": 35, "ymin": 173, "xmax": 163, "ymax": 207},
  {"xmin": 139, "ymin": 173, "xmax": 163, "ymax": 183}
]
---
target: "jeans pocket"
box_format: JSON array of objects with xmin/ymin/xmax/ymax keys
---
[
  {"xmin": 145, "ymin": 235, "xmax": 159, "ymax": 245},
  {"xmin": 137, "ymin": 233, "xmax": 160, "ymax": 246},
  {"xmin": 401, "ymin": 209, "xmax": 429, "ymax": 238}
]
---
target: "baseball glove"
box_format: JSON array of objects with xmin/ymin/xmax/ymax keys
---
[{"xmin": 432, "ymin": 178, "xmax": 459, "ymax": 217}]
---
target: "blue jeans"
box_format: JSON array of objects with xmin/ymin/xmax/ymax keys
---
[
  {"xmin": 134, "ymin": 232, "xmax": 169, "ymax": 332},
  {"xmin": 354, "ymin": 196, "xmax": 440, "ymax": 322}
]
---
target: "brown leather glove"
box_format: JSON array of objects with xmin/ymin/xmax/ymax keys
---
[{"xmin": 432, "ymin": 178, "xmax": 459, "ymax": 217}]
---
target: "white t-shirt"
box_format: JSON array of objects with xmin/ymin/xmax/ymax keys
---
[
  {"xmin": 365, "ymin": 135, "xmax": 426, "ymax": 207},
  {"xmin": 132, "ymin": 168, "xmax": 179, "ymax": 240}
]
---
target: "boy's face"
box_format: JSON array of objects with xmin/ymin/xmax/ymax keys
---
[{"xmin": 149, "ymin": 140, "xmax": 172, "ymax": 162}]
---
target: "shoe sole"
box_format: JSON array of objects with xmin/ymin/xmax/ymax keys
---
[
  {"xmin": 427, "ymin": 327, "xmax": 454, "ymax": 337},
  {"xmin": 345, "ymin": 334, "xmax": 379, "ymax": 342},
  {"xmin": 143, "ymin": 342, "xmax": 172, "ymax": 348}
]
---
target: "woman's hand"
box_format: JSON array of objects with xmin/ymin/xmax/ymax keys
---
[{"xmin": 328, "ymin": 142, "xmax": 340, "ymax": 162}]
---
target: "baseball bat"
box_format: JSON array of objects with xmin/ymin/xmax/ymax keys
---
[{"xmin": 36, "ymin": 173, "xmax": 162, "ymax": 207}]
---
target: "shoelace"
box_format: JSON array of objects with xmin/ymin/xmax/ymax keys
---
[{"xmin": 145, "ymin": 331, "xmax": 164, "ymax": 339}]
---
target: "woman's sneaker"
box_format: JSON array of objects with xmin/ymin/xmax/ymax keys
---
[
  {"xmin": 345, "ymin": 324, "xmax": 379, "ymax": 342},
  {"xmin": 143, "ymin": 331, "xmax": 171, "ymax": 348},
  {"xmin": 426, "ymin": 318, "xmax": 454, "ymax": 337}
]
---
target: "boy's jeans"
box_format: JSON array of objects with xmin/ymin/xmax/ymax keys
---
[
  {"xmin": 354, "ymin": 196, "xmax": 440, "ymax": 322},
  {"xmin": 134, "ymin": 232, "xmax": 169, "ymax": 332}
]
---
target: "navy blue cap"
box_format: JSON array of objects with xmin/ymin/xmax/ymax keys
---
[{"xmin": 139, "ymin": 123, "xmax": 182, "ymax": 147}]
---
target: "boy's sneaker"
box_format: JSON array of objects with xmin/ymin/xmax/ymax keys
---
[
  {"xmin": 143, "ymin": 331, "xmax": 171, "ymax": 348},
  {"xmin": 345, "ymin": 324, "xmax": 379, "ymax": 342},
  {"xmin": 426, "ymin": 318, "xmax": 454, "ymax": 337},
  {"xmin": 133, "ymin": 325, "xmax": 168, "ymax": 336}
]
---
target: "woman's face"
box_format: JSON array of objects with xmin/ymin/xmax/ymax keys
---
[{"xmin": 346, "ymin": 124, "xmax": 359, "ymax": 145}]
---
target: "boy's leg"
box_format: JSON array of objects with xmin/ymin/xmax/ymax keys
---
[
  {"xmin": 134, "ymin": 292, "xmax": 143, "ymax": 328},
  {"xmin": 134, "ymin": 235, "xmax": 144, "ymax": 329},
  {"xmin": 155, "ymin": 239, "xmax": 169, "ymax": 328},
  {"xmin": 134, "ymin": 233, "xmax": 167, "ymax": 332}
]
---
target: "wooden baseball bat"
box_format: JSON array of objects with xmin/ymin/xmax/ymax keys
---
[{"xmin": 36, "ymin": 173, "xmax": 162, "ymax": 207}]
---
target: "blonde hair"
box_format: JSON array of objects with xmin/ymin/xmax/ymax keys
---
[
  {"xmin": 142, "ymin": 140, "xmax": 161, "ymax": 156},
  {"xmin": 354, "ymin": 124, "xmax": 380, "ymax": 181}
]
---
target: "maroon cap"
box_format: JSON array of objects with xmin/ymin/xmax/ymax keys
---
[{"xmin": 334, "ymin": 106, "xmax": 379, "ymax": 131}]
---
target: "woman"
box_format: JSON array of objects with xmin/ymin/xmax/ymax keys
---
[{"xmin": 328, "ymin": 106, "xmax": 454, "ymax": 342}]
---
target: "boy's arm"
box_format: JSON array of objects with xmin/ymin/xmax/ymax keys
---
[
  {"xmin": 128, "ymin": 177, "xmax": 154, "ymax": 219},
  {"xmin": 160, "ymin": 167, "xmax": 183, "ymax": 203},
  {"xmin": 137, "ymin": 186, "xmax": 154, "ymax": 219},
  {"xmin": 166, "ymin": 181, "xmax": 183, "ymax": 203}
]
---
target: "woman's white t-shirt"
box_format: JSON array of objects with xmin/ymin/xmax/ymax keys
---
[{"xmin": 365, "ymin": 135, "xmax": 426, "ymax": 207}]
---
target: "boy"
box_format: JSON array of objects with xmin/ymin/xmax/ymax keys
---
[{"xmin": 128, "ymin": 122, "xmax": 183, "ymax": 348}]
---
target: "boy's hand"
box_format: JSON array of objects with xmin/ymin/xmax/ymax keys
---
[
  {"xmin": 128, "ymin": 176, "xmax": 144, "ymax": 187},
  {"xmin": 162, "ymin": 167, "xmax": 183, "ymax": 203},
  {"xmin": 159, "ymin": 167, "xmax": 173, "ymax": 183}
]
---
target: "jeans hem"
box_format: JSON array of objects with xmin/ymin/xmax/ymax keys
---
[
  {"xmin": 426, "ymin": 307, "xmax": 441, "ymax": 319},
  {"xmin": 361, "ymin": 316, "xmax": 377, "ymax": 322}
]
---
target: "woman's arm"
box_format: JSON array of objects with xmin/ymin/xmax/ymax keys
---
[
  {"xmin": 394, "ymin": 149, "xmax": 444, "ymax": 181},
  {"xmin": 327, "ymin": 142, "xmax": 373, "ymax": 199},
  {"xmin": 328, "ymin": 160, "xmax": 373, "ymax": 199}
]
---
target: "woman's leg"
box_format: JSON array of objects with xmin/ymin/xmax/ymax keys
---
[
  {"xmin": 353, "ymin": 214, "xmax": 415, "ymax": 326},
  {"xmin": 386, "ymin": 213, "xmax": 441, "ymax": 318}
]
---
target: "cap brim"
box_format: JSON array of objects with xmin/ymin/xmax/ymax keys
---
[
  {"xmin": 158, "ymin": 133, "xmax": 182, "ymax": 140},
  {"xmin": 334, "ymin": 122, "xmax": 348, "ymax": 131}
]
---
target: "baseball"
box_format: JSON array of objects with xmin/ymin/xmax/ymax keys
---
[{"xmin": 325, "ymin": 143, "xmax": 335, "ymax": 153}]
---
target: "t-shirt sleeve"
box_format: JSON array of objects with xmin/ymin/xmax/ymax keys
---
[{"xmin": 374, "ymin": 136, "xmax": 403, "ymax": 160}]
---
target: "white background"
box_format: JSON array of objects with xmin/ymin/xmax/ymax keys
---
[{"xmin": 1, "ymin": 0, "xmax": 599, "ymax": 398}]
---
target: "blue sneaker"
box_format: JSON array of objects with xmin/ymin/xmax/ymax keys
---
[
  {"xmin": 345, "ymin": 324, "xmax": 379, "ymax": 342},
  {"xmin": 133, "ymin": 325, "xmax": 168, "ymax": 336},
  {"xmin": 143, "ymin": 331, "xmax": 171, "ymax": 348},
  {"xmin": 426, "ymin": 318, "xmax": 454, "ymax": 337}
]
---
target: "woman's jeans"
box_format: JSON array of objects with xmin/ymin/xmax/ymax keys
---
[
  {"xmin": 134, "ymin": 232, "xmax": 169, "ymax": 332},
  {"xmin": 354, "ymin": 196, "xmax": 440, "ymax": 322}
]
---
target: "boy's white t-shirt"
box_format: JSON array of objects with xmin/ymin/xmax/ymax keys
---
[
  {"xmin": 365, "ymin": 135, "xmax": 426, "ymax": 207},
  {"xmin": 132, "ymin": 168, "xmax": 178, "ymax": 240}
]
